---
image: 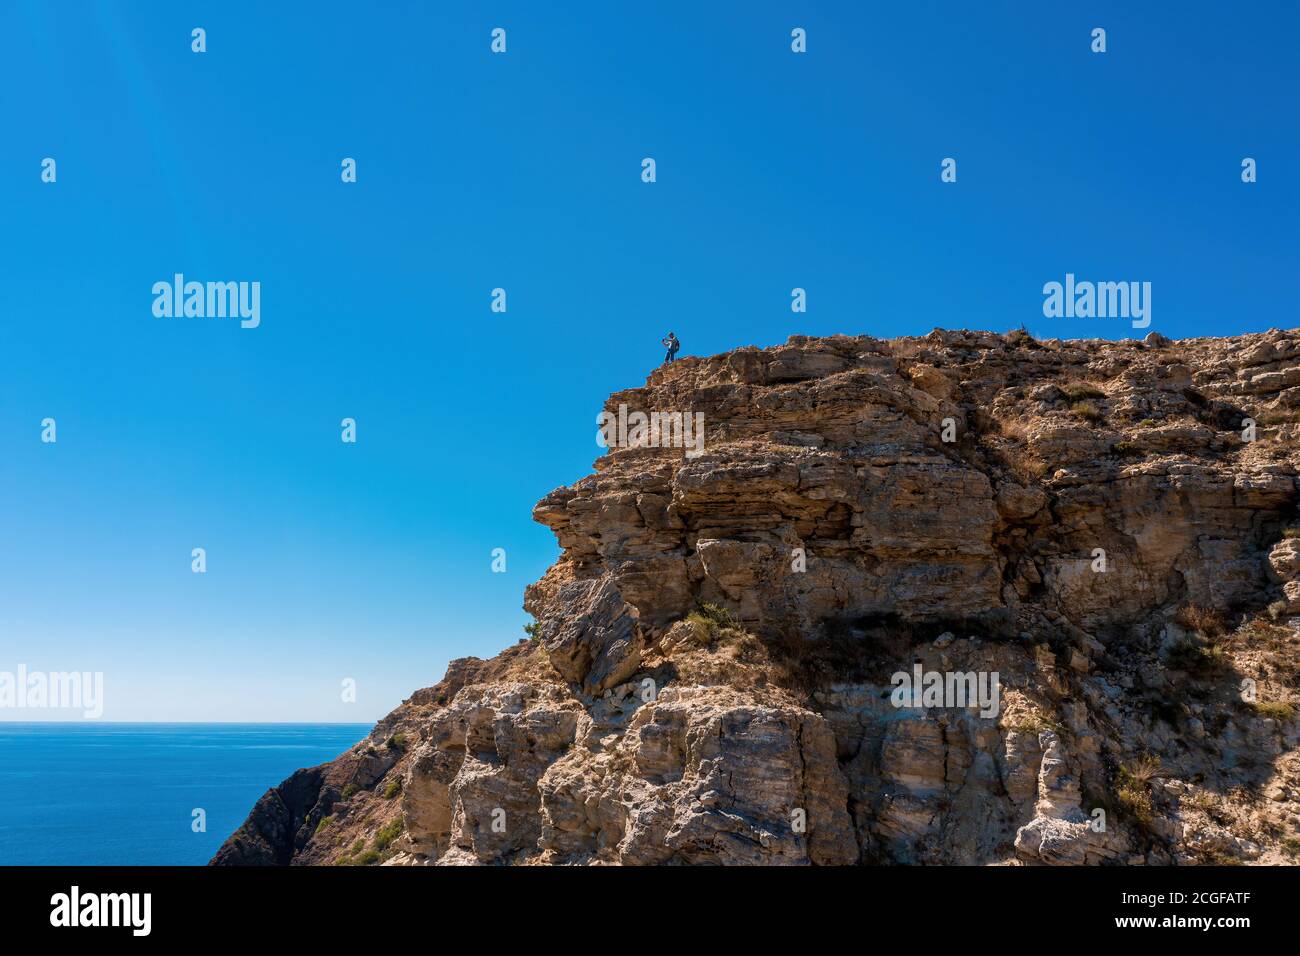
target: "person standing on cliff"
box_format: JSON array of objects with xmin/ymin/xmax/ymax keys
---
[{"xmin": 662, "ymin": 332, "xmax": 680, "ymax": 364}]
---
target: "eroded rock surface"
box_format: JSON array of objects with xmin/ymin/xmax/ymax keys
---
[{"xmin": 214, "ymin": 329, "xmax": 1300, "ymax": 866}]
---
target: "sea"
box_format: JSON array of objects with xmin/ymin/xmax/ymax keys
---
[{"xmin": 0, "ymin": 723, "xmax": 370, "ymax": 865}]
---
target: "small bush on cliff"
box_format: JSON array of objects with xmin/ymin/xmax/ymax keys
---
[
  {"xmin": 333, "ymin": 838, "xmax": 366, "ymax": 864},
  {"xmin": 686, "ymin": 602, "xmax": 739, "ymax": 641},
  {"xmin": 1249, "ymin": 700, "xmax": 1295, "ymax": 721},
  {"xmin": 1190, "ymin": 845, "xmax": 1245, "ymax": 866},
  {"xmin": 685, "ymin": 614, "xmax": 710, "ymax": 642},
  {"xmin": 314, "ymin": 815, "xmax": 334, "ymax": 835},
  {"xmin": 1006, "ymin": 326, "xmax": 1037, "ymax": 348},
  {"xmin": 699, "ymin": 601, "xmax": 738, "ymax": 629},
  {"xmin": 1238, "ymin": 616, "xmax": 1290, "ymax": 646},
  {"xmin": 340, "ymin": 783, "xmax": 359, "ymax": 800},
  {"xmin": 374, "ymin": 819, "xmax": 403, "ymax": 852},
  {"xmin": 336, "ymin": 825, "xmax": 401, "ymax": 866},
  {"xmin": 386, "ymin": 732, "xmax": 407, "ymax": 751},
  {"xmin": 1115, "ymin": 755, "xmax": 1162, "ymax": 831},
  {"xmin": 524, "ymin": 620, "xmax": 542, "ymax": 639},
  {"xmin": 1063, "ymin": 382, "xmax": 1105, "ymax": 401},
  {"xmin": 1069, "ymin": 400, "xmax": 1103, "ymax": 423},
  {"xmin": 383, "ymin": 779, "xmax": 402, "ymax": 799},
  {"xmin": 1283, "ymin": 527, "xmax": 1300, "ymax": 540},
  {"xmin": 1176, "ymin": 604, "xmax": 1228, "ymax": 638}
]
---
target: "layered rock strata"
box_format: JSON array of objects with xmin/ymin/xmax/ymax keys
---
[{"xmin": 214, "ymin": 328, "xmax": 1300, "ymax": 866}]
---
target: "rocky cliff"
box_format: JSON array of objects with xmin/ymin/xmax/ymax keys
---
[{"xmin": 212, "ymin": 328, "xmax": 1300, "ymax": 866}]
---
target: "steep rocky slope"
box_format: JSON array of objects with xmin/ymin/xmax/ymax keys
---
[{"xmin": 213, "ymin": 328, "xmax": 1300, "ymax": 866}]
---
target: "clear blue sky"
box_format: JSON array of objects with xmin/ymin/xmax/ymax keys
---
[{"xmin": 0, "ymin": 2, "xmax": 1295, "ymax": 721}]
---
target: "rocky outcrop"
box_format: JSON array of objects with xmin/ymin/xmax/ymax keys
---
[
  {"xmin": 214, "ymin": 328, "xmax": 1300, "ymax": 866},
  {"xmin": 1268, "ymin": 538, "xmax": 1300, "ymax": 615}
]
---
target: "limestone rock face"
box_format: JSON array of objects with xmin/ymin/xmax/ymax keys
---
[
  {"xmin": 1268, "ymin": 539, "xmax": 1300, "ymax": 614},
  {"xmin": 537, "ymin": 577, "xmax": 642, "ymax": 696},
  {"xmin": 215, "ymin": 328, "xmax": 1300, "ymax": 866}
]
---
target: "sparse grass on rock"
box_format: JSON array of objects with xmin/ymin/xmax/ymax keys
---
[
  {"xmin": 686, "ymin": 601, "xmax": 739, "ymax": 642},
  {"xmin": 1176, "ymin": 604, "xmax": 1229, "ymax": 638},
  {"xmin": 1115, "ymin": 755, "xmax": 1162, "ymax": 832},
  {"xmin": 1062, "ymin": 382, "xmax": 1106, "ymax": 401},
  {"xmin": 1249, "ymin": 700, "xmax": 1296, "ymax": 721},
  {"xmin": 1069, "ymin": 400, "xmax": 1103, "ymax": 423}
]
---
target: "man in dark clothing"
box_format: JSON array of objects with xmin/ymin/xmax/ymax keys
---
[{"xmin": 662, "ymin": 332, "xmax": 680, "ymax": 364}]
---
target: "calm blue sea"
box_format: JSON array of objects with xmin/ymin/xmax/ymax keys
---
[{"xmin": 0, "ymin": 723, "xmax": 370, "ymax": 865}]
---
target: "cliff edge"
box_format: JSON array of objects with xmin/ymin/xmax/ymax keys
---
[{"xmin": 212, "ymin": 327, "xmax": 1300, "ymax": 866}]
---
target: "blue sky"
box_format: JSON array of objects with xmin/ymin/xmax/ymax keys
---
[{"xmin": 0, "ymin": 2, "xmax": 1295, "ymax": 721}]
